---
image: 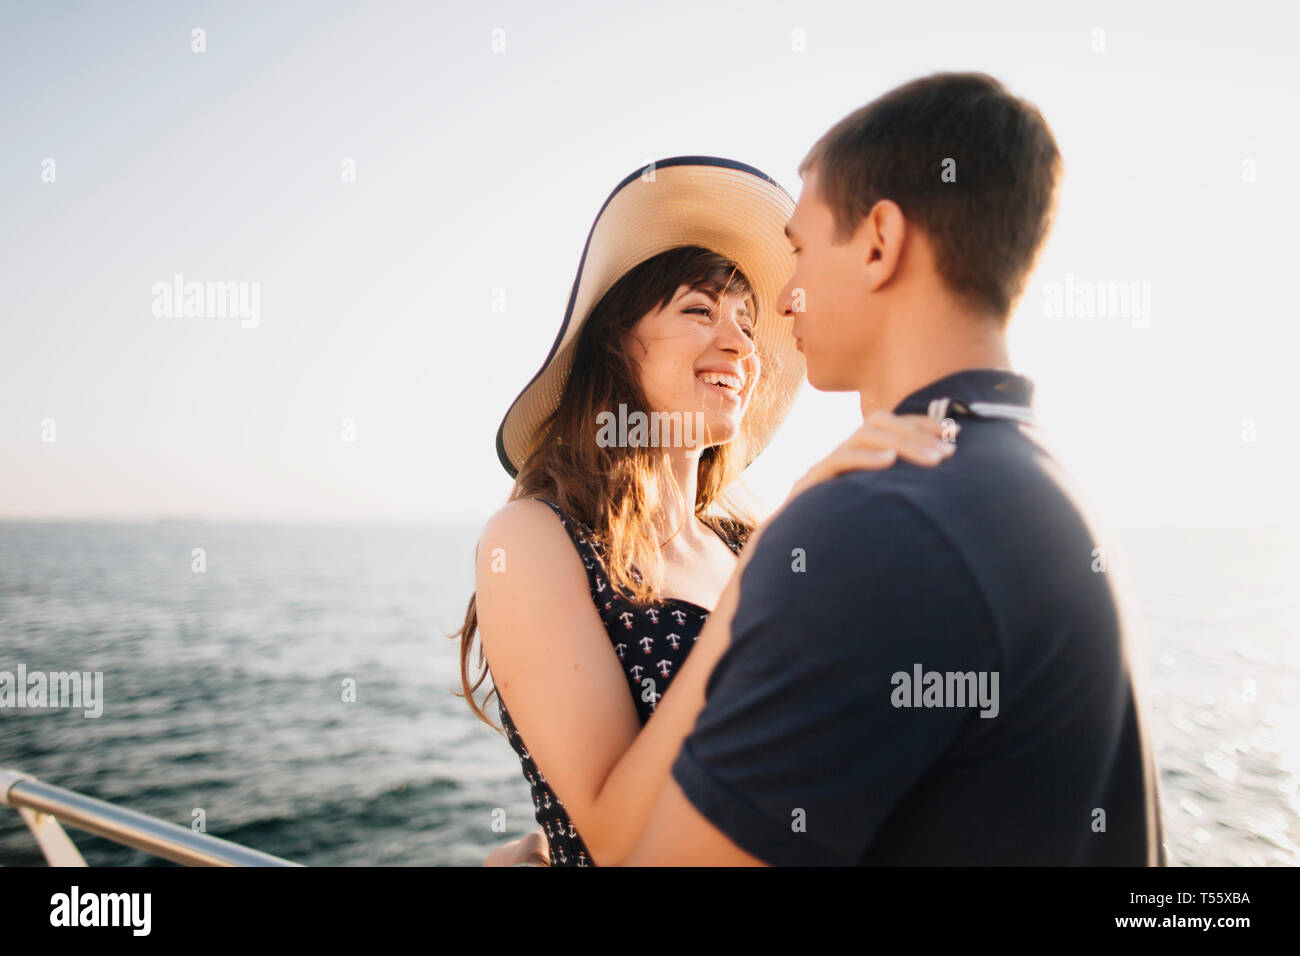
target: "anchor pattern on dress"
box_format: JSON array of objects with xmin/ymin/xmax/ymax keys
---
[{"xmin": 493, "ymin": 497, "xmax": 742, "ymax": 867}]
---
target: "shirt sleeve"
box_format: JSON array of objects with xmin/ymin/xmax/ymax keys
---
[{"xmin": 671, "ymin": 476, "xmax": 1001, "ymax": 866}]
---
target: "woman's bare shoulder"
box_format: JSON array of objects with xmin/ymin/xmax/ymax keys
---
[
  {"xmin": 475, "ymin": 498, "xmax": 586, "ymax": 612},
  {"xmin": 480, "ymin": 496, "xmax": 561, "ymax": 542}
]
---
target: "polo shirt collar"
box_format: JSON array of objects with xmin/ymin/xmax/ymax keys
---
[{"xmin": 891, "ymin": 368, "xmax": 1036, "ymax": 419}]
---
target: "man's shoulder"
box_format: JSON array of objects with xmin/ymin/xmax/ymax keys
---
[
  {"xmin": 779, "ymin": 421, "xmax": 1085, "ymax": 547},
  {"xmin": 753, "ymin": 423, "xmax": 1095, "ymax": 606},
  {"xmin": 765, "ymin": 466, "xmax": 951, "ymax": 546},
  {"xmin": 751, "ymin": 473, "xmax": 976, "ymax": 592},
  {"xmin": 722, "ymin": 464, "xmax": 1002, "ymax": 691}
]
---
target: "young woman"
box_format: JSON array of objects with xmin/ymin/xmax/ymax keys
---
[{"xmin": 453, "ymin": 158, "xmax": 954, "ymax": 866}]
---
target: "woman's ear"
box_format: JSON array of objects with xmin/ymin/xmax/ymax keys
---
[{"xmin": 623, "ymin": 326, "xmax": 648, "ymax": 362}]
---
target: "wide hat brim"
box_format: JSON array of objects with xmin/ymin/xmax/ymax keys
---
[{"xmin": 495, "ymin": 156, "xmax": 804, "ymax": 486}]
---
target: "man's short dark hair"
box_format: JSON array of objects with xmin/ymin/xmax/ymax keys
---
[{"xmin": 800, "ymin": 72, "xmax": 1063, "ymax": 319}]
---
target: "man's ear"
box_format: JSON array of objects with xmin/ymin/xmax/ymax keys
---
[{"xmin": 859, "ymin": 199, "xmax": 907, "ymax": 293}]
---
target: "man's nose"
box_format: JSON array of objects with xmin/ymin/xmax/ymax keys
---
[{"xmin": 776, "ymin": 280, "xmax": 796, "ymax": 318}]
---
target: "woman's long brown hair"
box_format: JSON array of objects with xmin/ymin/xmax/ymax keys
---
[{"xmin": 451, "ymin": 246, "xmax": 761, "ymax": 733}]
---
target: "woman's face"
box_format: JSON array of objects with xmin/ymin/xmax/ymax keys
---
[{"xmin": 628, "ymin": 282, "xmax": 761, "ymax": 449}]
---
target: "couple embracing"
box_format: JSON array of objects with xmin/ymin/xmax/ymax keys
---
[{"xmin": 455, "ymin": 71, "xmax": 1165, "ymax": 867}]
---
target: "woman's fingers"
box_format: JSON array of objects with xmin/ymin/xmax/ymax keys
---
[
  {"xmin": 840, "ymin": 423, "xmax": 954, "ymax": 466},
  {"xmin": 483, "ymin": 838, "xmax": 522, "ymax": 866},
  {"xmin": 785, "ymin": 412, "xmax": 959, "ymax": 503},
  {"xmin": 519, "ymin": 829, "xmax": 551, "ymax": 866},
  {"xmin": 868, "ymin": 410, "xmax": 948, "ymax": 438},
  {"xmin": 823, "ymin": 414, "xmax": 957, "ymax": 472},
  {"xmin": 865, "ymin": 411, "xmax": 956, "ymax": 444},
  {"xmin": 860, "ymin": 411, "xmax": 957, "ymax": 451},
  {"xmin": 828, "ymin": 446, "xmax": 932, "ymax": 476},
  {"xmin": 844, "ymin": 429, "xmax": 943, "ymax": 463},
  {"xmin": 482, "ymin": 828, "xmax": 551, "ymax": 867}
]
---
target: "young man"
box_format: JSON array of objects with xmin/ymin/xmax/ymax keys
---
[{"xmin": 621, "ymin": 72, "xmax": 1166, "ymax": 866}]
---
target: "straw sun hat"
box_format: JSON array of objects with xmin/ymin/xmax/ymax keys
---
[{"xmin": 494, "ymin": 156, "xmax": 805, "ymax": 484}]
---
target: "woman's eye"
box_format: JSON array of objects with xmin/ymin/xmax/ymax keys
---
[{"xmin": 688, "ymin": 306, "xmax": 755, "ymax": 339}]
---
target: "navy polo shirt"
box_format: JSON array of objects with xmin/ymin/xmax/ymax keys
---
[{"xmin": 671, "ymin": 368, "xmax": 1166, "ymax": 865}]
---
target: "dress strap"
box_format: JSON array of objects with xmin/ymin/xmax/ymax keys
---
[
  {"xmin": 531, "ymin": 498, "xmax": 744, "ymax": 601},
  {"xmin": 530, "ymin": 498, "xmax": 618, "ymax": 607}
]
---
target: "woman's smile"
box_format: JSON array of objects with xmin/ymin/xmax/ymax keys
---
[{"xmin": 695, "ymin": 367, "xmax": 746, "ymax": 403}]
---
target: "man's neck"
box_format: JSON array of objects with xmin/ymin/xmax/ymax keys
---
[{"xmin": 857, "ymin": 306, "xmax": 1013, "ymax": 418}]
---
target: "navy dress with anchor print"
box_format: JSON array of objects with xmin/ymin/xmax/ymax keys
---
[{"xmin": 494, "ymin": 496, "xmax": 744, "ymax": 867}]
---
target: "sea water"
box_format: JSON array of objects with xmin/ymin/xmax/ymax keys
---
[{"xmin": 0, "ymin": 521, "xmax": 1295, "ymax": 866}]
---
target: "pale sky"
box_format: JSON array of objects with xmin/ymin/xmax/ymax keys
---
[{"xmin": 2, "ymin": 0, "xmax": 1297, "ymax": 527}]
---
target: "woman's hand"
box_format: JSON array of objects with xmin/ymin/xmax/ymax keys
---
[
  {"xmin": 783, "ymin": 410, "xmax": 957, "ymax": 507},
  {"xmin": 729, "ymin": 411, "xmax": 957, "ymax": 581},
  {"xmin": 482, "ymin": 827, "xmax": 550, "ymax": 867}
]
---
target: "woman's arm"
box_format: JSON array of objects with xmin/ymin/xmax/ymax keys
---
[
  {"xmin": 477, "ymin": 496, "xmax": 750, "ymax": 868},
  {"xmin": 478, "ymin": 531, "xmax": 760, "ymax": 868},
  {"xmin": 476, "ymin": 498, "xmax": 649, "ymax": 867},
  {"xmin": 477, "ymin": 412, "xmax": 953, "ymax": 866}
]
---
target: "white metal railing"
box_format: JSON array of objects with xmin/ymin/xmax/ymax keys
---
[{"xmin": 0, "ymin": 769, "xmax": 301, "ymax": 866}]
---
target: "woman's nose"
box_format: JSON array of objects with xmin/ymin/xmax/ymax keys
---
[{"xmin": 717, "ymin": 314, "xmax": 755, "ymax": 356}]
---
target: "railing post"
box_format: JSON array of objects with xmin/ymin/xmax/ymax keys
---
[{"xmin": 1, "ymin": 770, "xmax": 88, "ymax": 867}]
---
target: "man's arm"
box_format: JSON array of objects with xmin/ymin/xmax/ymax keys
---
[
  {"xmin": 619, "ymin": 475, "xmax": 1000, "ymax": 866},
  {"xmin": 622, "ymin": 777, "xmax": 767, "ymax": 866}
]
